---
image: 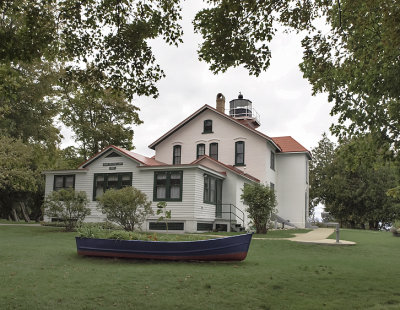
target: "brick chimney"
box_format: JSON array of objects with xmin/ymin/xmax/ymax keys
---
[{"xmin": 216, "ymin": 93, "xmax": 225, "ymax": 113}]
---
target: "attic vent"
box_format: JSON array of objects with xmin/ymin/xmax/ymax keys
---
[{"xmin": 105, "ymin": 151, "xmax": 122, "ymax": 158}]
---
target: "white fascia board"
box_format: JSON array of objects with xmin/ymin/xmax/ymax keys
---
[
  {"xmin": 276, "ymin": 151, "xmax": 312, "ymax": 159},
  {"xmin": 138, "ymin": 164, "xmax": 226, "ymax": 179},
  {"xmin": 42, "ymin": 169, "xmax": 88, "ymax": 175}
]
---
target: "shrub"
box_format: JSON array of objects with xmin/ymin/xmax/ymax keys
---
[
  {"xmin": 42, "ymin": 189, "xmax": 90, "ymax": 231},
  {"xmin": 156, "ymin": 201, "xmax": 172, "ymax": 232},
  {"xmin": 97, "ymin": 186, "xmax": 153, "ymax": 231},
  {"xmin": 241, "ymin": 183, "xmax": 277, "ymax": 234},
  {"xmin": 76, "ymin": 223, "xmax": 105, "ymax": 239}
]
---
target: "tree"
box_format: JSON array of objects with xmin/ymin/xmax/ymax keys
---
[
  {"xmin": 241, "ymin": 183, "xmax": 277, "ymax": 234},
  {"xmin": 309, "ymin": 133, "xmax": 336, "ymax": 216},
  {"xmin": 156, "ymin": 201, "xmax": 172, "ymax": 232},
  {"xmin": 0, "ymin": 135, "xmax": 40, "ymax": 221},
  {"xmin": 1, "ymin": 0, "xmax": 184, "ymax": 100},
  {"xmin": 0, "ymin": 1, "xmax": 184, "ymax": 216},
  {"xmin": 97, "ymin": 187, "xmax": 153, "ymax": 232},
  {"xmin": 0, "ymin": 62, "xmax": 61, "ymax": 146},
  {"xmin": 59, "ymin": 66, "xmax": 142, "ymax": 159},
  {"xmin": 43, "ymin": 189, "xmax": 90, "ymax": 231},
  {"xmin": 313, "ymin": 134, "xmax": 399, "ymax": 229},
  {"xmin": 194, "ymin": 1, "xmax": 400, "ymax": 148}
]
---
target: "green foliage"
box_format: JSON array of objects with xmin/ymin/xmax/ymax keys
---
[
  {"xmin": 194, "ymin": 1, "xmax": 400, "ymax": 149},
  {"xmin": 0, "ymin": 135, "xmax": 45, "ymax": 220},
  {"xmin": 0, "ymin": 62, "xmax": 61, "ymax": 146},
  {"xmin": 42, "ymin": 189, "xmax": 90, "ymax": 231},
  {"xmin": 59, "ymin": 66, "xmax": 142, "ymax": 159},
  {"xmin": 311, "ymin": 134, "xmax": 400, "ymax": 229},
  {"xmin": 309, "ymin": 133, "xmax": 336, "ymax": 216},
  {"xmin": 156, "ymin": 201, "xmax": 172, "ymax": 232},
  {"xmin": 1, "ymin": 0, "xmax": 183, "ymax": 100},
  {"xmin": 241, "ymin": 183, "xmax": 277, "ymax": 234},
  {"xmin": 0, "ymin": 0, "xmax": 184, "ymax": 218},
  {"xmin": 387, "ymin": 186, "xmax": 400, "ymax": 201},
  {"xmin": 97, "ymin": 187, "xmax": 153, "ymax": 231}
]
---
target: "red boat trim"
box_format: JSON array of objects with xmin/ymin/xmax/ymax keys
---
[{"xmin": 77, "ymin": 250, "xmax": 248, "ymax": 261}]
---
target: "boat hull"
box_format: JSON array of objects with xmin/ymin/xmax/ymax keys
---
[{"xmin": 76, "ymin": 233, "xmax": 253, "ymax": 261}]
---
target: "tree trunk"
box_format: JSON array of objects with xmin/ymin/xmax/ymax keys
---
[
  {"xmin": 11, "ymin": 207, "xmax": 20, "ymax": 222},
  {"xmin": 19, "ymin": 202, "xmax": 31, "ymax": 222}
]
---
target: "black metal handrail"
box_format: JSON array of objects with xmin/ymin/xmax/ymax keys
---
[{"xmin": 216, "ymin": 203, "xmax": 245, "ymax": 229}]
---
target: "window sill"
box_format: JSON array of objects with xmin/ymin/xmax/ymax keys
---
[
  {"xmin": 234, "ymin": 164, "xmax": 246, "ymax": 167},
  {"xmin": 153, "ymin": 198, "xmax": 182, "ymax": 202},
  {"xmin": 202, "ymin": 131, "xmax": 214, "ymax": 134}
]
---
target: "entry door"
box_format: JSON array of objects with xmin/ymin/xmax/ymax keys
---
[{"xmin": 216, "ymin": 179, "xmax": 222, "ymax": 218}]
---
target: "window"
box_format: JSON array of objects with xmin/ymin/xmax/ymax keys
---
[
  {"xmin": 235, "ymin": 141, "xmax": 245, "ymax": 166},
  {"xmin": 306, "ymin": 160, "xmax": 309, "ymax": 184},
  {"xmin": 53, "ymin": 175, "xmax": 75, "ymax": 191},
  {"xmin": 93, "ymin": 173, "xmax": 132, "ymax": 200},
  {"xmin": 209, "ymin": 143, "xmax": 218, "ymax": 160},
  {"xmin": 173, "ymin": 145, "xmax": 181, "ymax": 164},
  {"xmin": 203, "ymin": 120, "xmax": 213, "ymax": 133},
  {"xmin": 197, "ymin": 143, "xmax": 205, "ymax": 159},
  {"xmin": 149, "ymin": 222, "xmax": 184, "ymax": 230},
  {"xmin": 197, "ymin": 223, "xmax": 213, "ymax": 231},
  {"xmin": 153, "ymin": 171, "xmax": 183, "ymax": 201},
  {"xmin": 203, "ymin": 174, "xmax": 222, "ymax": 204},
  {"xmin": 270, "ymin": 151, "xmax": 275, "ymax": 170},
  {"xmin": 270, "ymin": 182, "xmax": 275, "ymax": 192}
]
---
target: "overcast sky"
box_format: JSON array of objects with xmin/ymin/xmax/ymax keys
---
[{"xmin": 61, "ymin": 1, "xmax": 337, "ymax": 158}]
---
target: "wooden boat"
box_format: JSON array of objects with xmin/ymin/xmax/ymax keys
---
[{"xmin": 76, "ymin": 233, "xmax": 253, "ymax": 261}]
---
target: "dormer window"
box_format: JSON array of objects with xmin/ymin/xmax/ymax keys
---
[
  {"xmin": 203, "ymin": 120, "xmax": 213, "ymax": 133},
  {"xmin": 173, "ymin": 145, "xmax": 181, "ymax": 165}
]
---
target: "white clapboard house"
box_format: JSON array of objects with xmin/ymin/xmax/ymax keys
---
[{"xmin": 44, "ymin": 93, "xmax": 311, "ymax": 232}]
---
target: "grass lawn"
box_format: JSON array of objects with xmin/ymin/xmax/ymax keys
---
[{"xmin": 1, "ymin": 226, "xmax": 400, "ymax": 310}]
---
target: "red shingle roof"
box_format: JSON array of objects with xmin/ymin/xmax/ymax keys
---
[
  {"xmin": 192, "ymin": 155, "xmax": 260, "ymax": 183},
  {"xmin": 78, "ymin": 145, "xmax": 166, "ymax": 168},
  {"xmin": 271, "ymin": 136, "xmax": 311, "ymax": 156}
]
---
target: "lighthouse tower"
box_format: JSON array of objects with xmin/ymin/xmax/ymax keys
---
[{"xmin": 228, "ymin": 93, "xmax": 261, "ymax": 129}]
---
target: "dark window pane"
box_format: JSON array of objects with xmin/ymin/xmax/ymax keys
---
[
  {"xmin": 54, "ymin": 176, "xmax": 64, "ymax": 190},
  {"xmin": 156, "ymin": 173, "xmax": 167, "ymax": 199},
  {"xmin": 107, "ymin": 174, "xmax": 118, "ymax": 189},
  {"xmin": 235, "ymin": 141, "xmax": 245, "ymax": 165},
  {"xmin": 170, "ymin": 172, "xmax": 181, "ymax": 199},
  {"xmin": 197, "ymin": 144, "xmax": 205, "ymax": 159},
  {"xmin": 270, "ymin": 151, "xmax": 275, "ymax": 170},
  {"xmin": 209, "ymin": 143, "xmax": 218, "ymax": 160},
  {"xmin": 121, "ymin": 174, "xmax": 131, "ymax": 187},
  {"xmin": 204, "ymin": 175, "xmax": 209, "ymax": 202},
  {"xmin": 64, "ymin": 176, "xmax": 74, "ymax": 188},
  {"xmin": 156, "ymin": 186, "xmax": 166, "ymax": 199},
  {"xmin": 173, "ymin": 145, "xmax": 181, "ymax": 164},
  {"xmin": 95, "ymin": 175, "xmax": 105, "ymax": 199},
  {"xmin": 210, "ymin": 178, "xmax": 216, "ymax": 203},
  {"xmin": 203, "ymin": 120, "xmax": 212, "ymax": 133}
]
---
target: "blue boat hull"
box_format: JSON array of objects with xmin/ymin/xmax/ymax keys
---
[{"xmin": 76, "ymin": 233, "xmax": 253, "ymax": 261}]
